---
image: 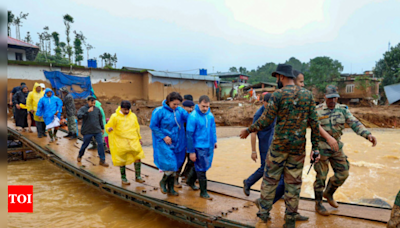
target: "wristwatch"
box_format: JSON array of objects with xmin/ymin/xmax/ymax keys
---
[{"xmin": 252, "ymin": 151, "xmax": 257, "ymax": 154}]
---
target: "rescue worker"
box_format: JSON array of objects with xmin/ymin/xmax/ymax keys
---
[
  {"xmin": 13, "ymin": 85, "xmax": 30, "ymax": 132},
  {"xmin": 239, "ymin": 64, "xmax": 320, "ymax": 227},
  {"xmin": 387, "ymin": 190, "xmax": 400, "ymax": 228},
  {"xmin": 36, "ymin": 88, "xmax": 63, "ymax": 143},
  {"xmin": 96, "ymin": 100, "xmax": 108, "ymax": 152},
  {"xmin": 106, "ymin": 100, "xmax": 145, "ymax": 185},
  {"xmin": 292, "ymin": 70, "xmax": 305, "ymax": 87},
  {"xmin": 26, "ymin": 83, "xmax": 46, "ymax": 138},
  {"xmin": 243, "ymin": 94, "xmax": 281, "ymax": 197},
  {"xmin": 150, "ymin": 92, "xmax": 188, "ymax": 196},
  {"xmin": 60, "ymin": 87, "xmax": 78, "ymax": 140},
  {"xmin": 314, "ymin": 85, "xmax": 377, "ymax": 216},
  {"xmin": 10, "ymin": 82, "xmax": 26, "ymax": 121},
  {"xmin": 76, "ymin": 96, "xmax": 109, "ymax": 167},
  {"xmin": 186, "ymin": 95, "xmax": 217, "ymax": 199},
  {"xmin": 180, "ymin": 99, "xmax": 196, "ymax": 183}
]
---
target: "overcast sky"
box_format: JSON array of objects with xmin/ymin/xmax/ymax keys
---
[{"xmin": 7, "ymin": 0, "xmax": 400, "ymax": 74}]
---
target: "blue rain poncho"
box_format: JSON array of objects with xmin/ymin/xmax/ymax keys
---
[
  {"xmin": 186, "ymin": 104, "xmax": 217, "ymax": 172},
  {"xmin": 150, "ymin": 100, "xmax": 188, "ymax": 172},
  {"xmin": 36, "ymin": 88, "xmax": 63, "ymax": 125}
]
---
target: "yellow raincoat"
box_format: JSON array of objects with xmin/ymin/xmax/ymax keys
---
[
  {"xmin": 26, "ymin": 83, "xmax": 45, "ymax": 122},
  {"xmin": 106, "ymin": 107, "xmax": 145, "ymax": 166}
]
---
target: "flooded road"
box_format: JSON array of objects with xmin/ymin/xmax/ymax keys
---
[{"xmin": 8, "ymin": 128, "xmax": 399, "ymax": 227}]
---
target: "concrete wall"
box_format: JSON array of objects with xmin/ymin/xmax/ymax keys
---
[
  {"xmin": 7, "ymin": 64, "xmax": 145, "ymax": 102},
  {"xmin": 7, "ymin": 64, "xmax": 216, "ymax": 104},
  {"xmin": 8, "ymin": 48, "xmax": 26, "ymax": 61},
  {"xmin": 148, "ymin": 76, "xmax": 215, "ymax": 102}
]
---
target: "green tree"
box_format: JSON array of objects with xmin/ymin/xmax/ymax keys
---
[
  {"xmin": 63, "ymin": 14, "xmax": 74, "ymax": 63},
  {"xmin": 239, "ymin": 66, "xmax": 248, "ymax": 74},
  {"xmin": 374, "ymin": 43, "xmax": 400, "ymax": 87},
  {"xmin": 73, "ymin": 34, "xmax": 83, "ymax": 65},
  {"xmin": 52, "ymin": 32, "xmax": 62, "ymax": 60},
  {"xmin": 59, "ymin": 42, "xmax": 67, "ymax": 57},
  {"xmin": 229, "ymin": 67, "xmax": 238, "ymax": 73},
  {"xmin": 248, "ymin": 62, "xmax": 277, "ymax": 83},
  {"xmin": 305, "ymin": 56, "xmax": 343, "ymax": 93},
  {"xmin": 13, "ymin": 12, "xmax": 29, "ymax": 40},
  {"xmin": 24, "ymin": 31, "xmax": 32, "ymax": 44},
  {"xmin": 8, "ymin": 11, "xmax": 14, "ymax": 37}
]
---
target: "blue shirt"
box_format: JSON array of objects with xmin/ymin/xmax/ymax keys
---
[{"xmin": 253, "ymin": 106, "xmax": 275, "ymax": 153}]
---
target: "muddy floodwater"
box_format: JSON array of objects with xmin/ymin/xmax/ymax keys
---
[{"xmin": 8, "ymin": 128, "xmax": 400, "ymax": 227}]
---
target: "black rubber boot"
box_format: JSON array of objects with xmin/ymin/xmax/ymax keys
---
[
  {"xmin": 174, "ymin": 172, "xmax": 182, "ymax": 188},
  {"xmin": 167, "ymin": 174, "xmax": 179, "ymax": 196},
  {"xmin": 283, "ymin": 215, "xmax": 296, "ymax": 228},
  {"xmin": 186, "ymin": 169, "xmax": 199, "ymax": 190},
  {"xmin": 63, "ymin": 132, "xmax": 72, "ymax": 138},
  {"xmin": 199, "ymin": 179, "xmax": 211, "ymax": 199},
  {"xmin": 323, "ymin": 180, "xmax": 339, "ymax": 208},
  {"xmin": 159, "ymin": 174, "xmax": 169, "ymax": 194},
  {"xmin": 315, "ymin": 191, "xmax": 330, "ymax": 216}
]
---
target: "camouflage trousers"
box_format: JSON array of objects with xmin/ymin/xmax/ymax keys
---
[
  {"xmin": 258, "ymin": 148, "xmax": 305, "ymax": 219},
  {"xmin": 387, "ymin": 191, "xmax": 400, "ymax": 228},
  {"xmin": 313, "ymin": 148, "xmax": 349, "ymax": 192},
  {"xmin": 67, "ymin": 116, "xmax": 77, "ymax": 134}
]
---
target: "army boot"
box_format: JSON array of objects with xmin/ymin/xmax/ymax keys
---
[
  {"xmin": 315, "ymin": 191, "xmax": 330, "ymax": 216},
  {"xmin": 254, "ymin": 198, "xmax": 270, "ymax": 222},
  {"xmin": 283, "ymin": 214, "xmax": 296, "ymax": 228},
  {"xmin": 294, "ymin": 213, "xmax": 309, "ymax": 221},
  {"xmin": 186, "ymin": 169, "xmax": 199, "ymax": 190},
  {"xmin": 167, "ymin": 174, "xmax": 179, "ymax": 196},
  {"xmin": 159, "ymin": 174, "xmax": 169, "ymax": 194},
  {"xmin": 323, "ymin": 180, "xmax": 339, "ymax": 208}
]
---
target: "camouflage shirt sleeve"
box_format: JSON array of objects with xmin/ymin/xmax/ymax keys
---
[
  {"xmin": 308, "ymin": 94, "xmax": 320, "ymax": 151},
  {"xmin": 344, "ymin": 108, "xmax": 370, "ymax": 138},
  {"xmin": 247, "ymin": 91, "xmax": 279, "ymax": 133}
]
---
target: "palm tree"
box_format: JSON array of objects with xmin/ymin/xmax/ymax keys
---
[
  {"xmin": 99, "ymin": 54, "xmax": 104, "ymax": 68},
  {"xmin": 8, "ymin": 11, "xmax": 14, "ymax": 37},
  {"xmin": 13, "ymin": 12, "xmax": 29, "ymax": 40},
  {"xmin": 63, "ymin": 14, "xmax": 74, "ymax": 63}
]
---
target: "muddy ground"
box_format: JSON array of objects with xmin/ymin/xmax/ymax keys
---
[
  {"xmin": 50, "ymin": 99, "xmax": 400, "ymax": 130},
  {"xmin": 94, "ymin": 100, "xmax": 400, "ymax": 129}
]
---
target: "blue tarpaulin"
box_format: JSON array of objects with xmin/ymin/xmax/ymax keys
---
[{"xmin": 43, "ymin": 71, "xmax": 94, "ymax": 99}]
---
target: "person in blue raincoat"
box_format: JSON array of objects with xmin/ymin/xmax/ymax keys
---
[
  {"xmin": 150, "ymin": 92, "xmax": 188, "ymax": 196},
  {"xmin": 186, "ymin": 95, "xmax": 217, "ymax": 199},
  {"xmin": 36, "ymin": 88, "xmax": 63, "ymax": 143}
]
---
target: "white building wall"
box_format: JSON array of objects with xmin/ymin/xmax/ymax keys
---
[{"xmin": 7, "ymin": 48, "xmax": 27, "ymax": 61}]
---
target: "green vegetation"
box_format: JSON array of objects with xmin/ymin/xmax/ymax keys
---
[
  {"xmin": 230, "ymin": 56, "xmax": 342, "ymax": 93},
  {"xmin": 374, "ymin": 43, "xmax": 400, "ymax": 87}
]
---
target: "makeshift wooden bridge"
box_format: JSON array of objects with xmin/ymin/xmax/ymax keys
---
[{"xmin": 8, "ymin": 120, "xmax": 391, "ymax": 228}]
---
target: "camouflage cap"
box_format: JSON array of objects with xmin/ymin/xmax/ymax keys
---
[{"xmin": 325, "ymin": 85, "xmax": 340, "ymax": 98}]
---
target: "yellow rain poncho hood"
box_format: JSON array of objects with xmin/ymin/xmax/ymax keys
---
[
  {"xmin": 106, "ymin": 106, "xmax": 144, "ymax": 166},
  {"xmin": 26, "ymin": 82, "xmax": 45, "ymax": 122}
]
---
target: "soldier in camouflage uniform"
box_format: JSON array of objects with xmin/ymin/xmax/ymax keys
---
[
  {"xmin": 60, "ymin": 87, "xmax": 78, "ymax": 140},
  {"xmin": 314, "ymin": 85, "xmax": 377, "ymax": 216},
  {"xmin": 240, "ymin": 64, "xmax": 320, "ymax": 228},
  {"xmin": 387, "ymin": 190, "xmax": 400, "ymax": 228}
]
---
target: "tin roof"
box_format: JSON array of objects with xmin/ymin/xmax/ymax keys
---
[
  {"xmin": 384, "ymin": 83, "xmax": 400, "ymax": 104},
  {"xmin": 8, "ymin": 36, "xmax": 39, "ymax": 49},
  {"xmin": 149, "ymin": 70, "xmax": 219, "ymax": 81},
  {"xmin": 209, "ymin": 72, "xmax": 251, "ymax": 78}
]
